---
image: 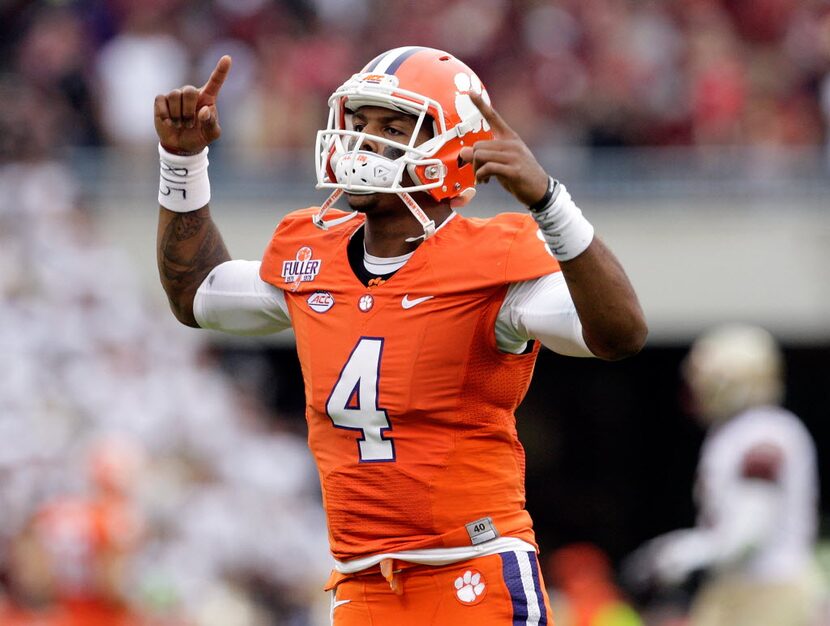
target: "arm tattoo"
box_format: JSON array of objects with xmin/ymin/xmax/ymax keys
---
[{"xmin": 158, "ymin": 208, "xmax": 230, "ymax": 325}]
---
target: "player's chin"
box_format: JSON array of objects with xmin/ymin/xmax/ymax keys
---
[{"xmin": 346, "ymin": 192, "xmax": 378, "ymax": 212}]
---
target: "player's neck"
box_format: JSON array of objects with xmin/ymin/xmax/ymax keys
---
[{"xmin": 364, "ymin": 203, "xmax": 453, "ymax": 257}]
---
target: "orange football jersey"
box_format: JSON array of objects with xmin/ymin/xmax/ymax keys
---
[{"xmin": 260, "ymin": 208, "xmax": 560, "ymax": 562}]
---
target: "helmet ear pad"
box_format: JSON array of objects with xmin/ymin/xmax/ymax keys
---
[{"xmin": 407, "ymin": 133, "xmax": 477, "ymax": 204}]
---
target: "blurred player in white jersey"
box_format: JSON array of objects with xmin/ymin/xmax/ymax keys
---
[{"xmin": 629, "ymin": 324, "xmax": 825, "ymax": 626}]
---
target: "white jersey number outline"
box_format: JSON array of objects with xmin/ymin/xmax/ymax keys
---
[{"xmin": 326, "ymin": 337, "xmax": 395, "ymax": 462}]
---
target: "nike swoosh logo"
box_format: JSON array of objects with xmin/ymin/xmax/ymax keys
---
[
  {"xmin": 332, "ymin": 599, "xmax": 351, "ymax": 610},
  {"xmin": 401, "ymin": 294, "xmax": 434, "ymax": 309}
]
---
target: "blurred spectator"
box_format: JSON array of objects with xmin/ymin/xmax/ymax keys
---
[
  {"xmin": 4, "ymin": 437, "xmax": 145, "ymax": 626},
  {"xmin": 546, "ymin": 543, "xmax": 644, "ymax": 626},
  {"xmin": 821, "ymin": 71, "xmax": 830, "ymax": 163},
  {"xmin": 96, "ymin": 2, "xmax": 189, "ymax": 147},
  {"xmin": 14, "ymin": 5, "xmax": 102, "ymax": 147},
  {"xmin": 625, "ymin": 325, "xmax": 826, "ymax": 626}
]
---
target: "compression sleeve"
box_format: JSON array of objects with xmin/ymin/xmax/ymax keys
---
[
  {"xmin": 193, "ymin": 260, "xmax": 292, "ymax": 335},
  {"xmin": 495, "ymin": 272, "xmax": 594, "ymax": 357}
]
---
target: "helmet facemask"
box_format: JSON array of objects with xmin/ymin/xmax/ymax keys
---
[{"xmin": 314, "ymin": 73, "xmax": 461, "ymax": 240}]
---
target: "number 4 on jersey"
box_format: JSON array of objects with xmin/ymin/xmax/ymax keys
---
[{"xmin": 326, "ymin": 337, "xmax": 395, "ymax": 462}]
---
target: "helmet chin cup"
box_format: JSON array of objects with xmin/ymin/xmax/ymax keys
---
[{"xmin": 333, "ymin": 150, "xmax": 401, "ymax": 191}]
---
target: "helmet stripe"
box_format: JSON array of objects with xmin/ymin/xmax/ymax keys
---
[
  {"xmin": 363, "ymin": 47, "xmax": 409, "ymax": 73},
  {"xmin": 366, "ymin": 46, "xmax": 427, "ymax": 75},
  {"xmin": 382, "ymin": 46, "xmax": 427, "ymax": 74},
  {"xmin": 362, "ymin": 52, "xmax": 386, "ymax": 72}
]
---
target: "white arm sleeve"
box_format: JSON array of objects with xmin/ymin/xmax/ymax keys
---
[
  {"xmin": 647, "ymin": 479, "xmax": 779, "ymax": 584},
  {"xmin": 495, "ymin": 272, "xmax": 593, "ymax": 357},
  {"xmin": 193, "ymin": 260, "xmax": 291, "ymax": 335},
  {"xmin": 707, "ymin": 479, "xmax": 780, "ymax": 565}
]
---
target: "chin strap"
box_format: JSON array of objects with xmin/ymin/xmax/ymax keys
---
[
  {"xmin": 313, "ymin": 189, "xmax": 437, "ymax": 242},
  {"xmin": 312, "ymin": 189, "xmax": 359, "ymax": 230},
  {"xmin": 399, "ymin": 192, "xmax": 436, "ymax": 242}
]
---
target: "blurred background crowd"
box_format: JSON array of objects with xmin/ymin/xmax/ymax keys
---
[
  {"xmin": 1, "ymin": 0, "xmax": 829, "ymax": 625},
  {"xmin": 0, "ymin": 159, "xmax": 331, "ymax": 624},
  {"xmin": 2, "ymin": 0, "xmax": 830, "ymax": 154}
]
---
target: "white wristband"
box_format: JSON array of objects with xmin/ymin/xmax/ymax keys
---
[
  {"xmin": 531, "ymin": 182, "xmax": 594, "ymax": 261},
  {"xmin": 158, "ymin": 144, "xmax": 210, "ymax": 212}
]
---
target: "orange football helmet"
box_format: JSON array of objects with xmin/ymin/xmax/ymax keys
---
[{"xmin": 314, "ymin": 46, "xmax": 494, "ymax": 239}]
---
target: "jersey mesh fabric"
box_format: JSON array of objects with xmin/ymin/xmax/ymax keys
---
[{"xmin": 260, "ymin": 208, "xmax": 559, "ymax": 562}]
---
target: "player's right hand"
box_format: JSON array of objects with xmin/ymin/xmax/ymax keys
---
[
  {"xmin": 154, "ymin": 55, "xmax": 231, "ymax": 155},
  {"xmin": 458, "ymin": 92, "xmax": 549, "ymax": 207}
]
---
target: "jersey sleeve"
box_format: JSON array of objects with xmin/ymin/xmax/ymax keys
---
[
  {"xmin": 496, "ymin": 273, "xmax": 594, "ymax": 357},
  {"xmin": 260, "ymin": 207, "xmax": 357, "ymax": 289},
  {"xmin": 194, "ymin": 260, "xmax": 291, "ymax": 335},
  {"xmin": 503, "ymin": 213, "xmax": 561, "ymax": 283}
]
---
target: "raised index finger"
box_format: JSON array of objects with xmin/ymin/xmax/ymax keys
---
[
  {"xmin": 200, "ymin": 55, "xmax": 232, "ymax": 100},
  {"xmin": 469, "ymin": 91, "xmax": 515, "ymax": 138}
]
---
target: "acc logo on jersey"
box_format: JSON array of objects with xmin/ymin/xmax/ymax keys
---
[
  {"xmin": 282, "ymin": 246, "xmax": 322, "ymax": 290},
  {"xmin": 307, "ymin": 290, "xmax": 334, "ymax": 313},
  {"xmin": 454, "ymin": 569, "xmax": 486, "ymax": 606}
]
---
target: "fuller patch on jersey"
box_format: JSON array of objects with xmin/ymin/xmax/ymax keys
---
[
  {"xmin": 282, "ymin": 246, "xmax": 322, "ymax": 290},
  {"xmin": 454, "ymin": 569, "xmax": 486, "ymax": 605},
  {"xmin": 307, "ymin": 290, "xmax": 334, "ymax": 313}
]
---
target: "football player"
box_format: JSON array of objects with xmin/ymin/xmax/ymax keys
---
[
  {"xmin": 153, "ymin": 47, "xmax": 647, "ymax": 625},
  {"xmin": 626, "ymin": 325, "xmax": 824, "ymax": 626}
]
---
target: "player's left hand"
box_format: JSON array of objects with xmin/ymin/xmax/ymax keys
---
[{"xmin": 459, "ymin": 92, "xmax": 550, "ymax": 207}]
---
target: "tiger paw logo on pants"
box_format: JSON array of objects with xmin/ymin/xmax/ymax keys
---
[{"xmin": 454, "ymin": 569, "xmax": 486, "ymax": 605}]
